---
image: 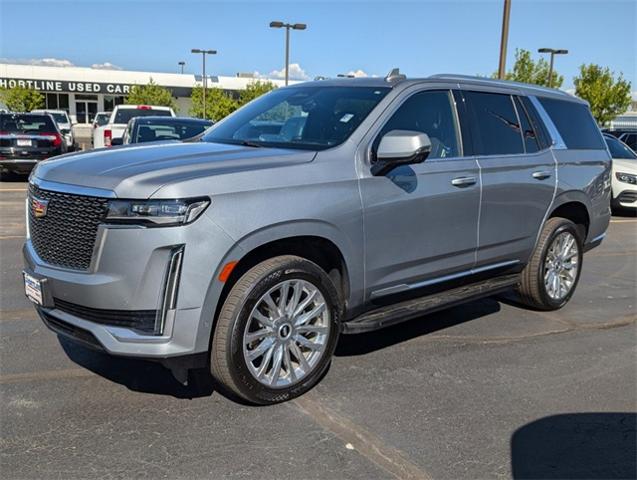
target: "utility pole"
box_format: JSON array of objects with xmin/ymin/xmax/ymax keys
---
[{"xmin": 497, "ymin": 0, "xmax": 512, "ymax": 79}]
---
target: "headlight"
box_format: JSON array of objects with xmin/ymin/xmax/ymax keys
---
[
  {"xmin": 616, "ymin": 172, "xmax": 637, "ymax": 185},
  {"xmin": 105, "ymin": 197, "xmax": 210, "ymax": 227}
]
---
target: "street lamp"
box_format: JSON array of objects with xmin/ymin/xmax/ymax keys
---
[
  {"xmin": 538, "ymin": 48, "xmax": 568, "ymax": 88},
  {"xmin": 178, "ymin": 61, "xmax": 185, "ymax": 74},
  {"xmin": 191, "ymin": 48, "xmax": 217, "ymax": 119},
  {"xmin": 269, "ymin": 21, "xmax": 307, "ymax": 86}
]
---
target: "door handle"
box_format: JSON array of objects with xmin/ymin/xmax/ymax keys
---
[
  {"xmin": 532, "ymin": 170, "xmax": 552, "ymax": 180},
  {"xmin": 451, "ymin": 176, "xmax": 477, "ymax": 187}
]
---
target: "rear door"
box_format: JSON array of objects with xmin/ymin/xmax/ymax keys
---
[
  {"xmin": 359, "ymin": 88, "xmax": 481, "ymax": 299},
  {"xmin": 460, "ymin": 88, "xmax": 556, "ymax": 267}
]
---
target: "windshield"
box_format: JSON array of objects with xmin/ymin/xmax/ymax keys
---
[
  {"xmin": 114, "ymin": 108, "xmax": 172, "ymax": 124},
  {"xmin": 202, "ymin": 86, "xmax": 390, "ymax": 150},
  {"xmin": 134, "ymin": 119, "xmax": 213, "ymax": 143},
  {"xmin": 0, "ymin": 114, "xmax": 56, "ymax": 133},
  {"xmin": 605, "ymin": 136, "xmax": 637, "ymax": 160}
]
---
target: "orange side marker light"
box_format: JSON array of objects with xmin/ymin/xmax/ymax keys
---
[{"xmin": 218, "ymin": 261, "xmax": 238, "ymax": 282}]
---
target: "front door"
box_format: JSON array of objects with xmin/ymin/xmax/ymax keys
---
[
  {"xmin": 460, "ymin": 89, "xmax": 556, "ymax": 266},
  {"xmin": 75, "ymin": 101, "xmax": 98, "ymax": 124},
  {"xmin": 360, "ymin": 89, "xmax": 480, "ymax": 299}
]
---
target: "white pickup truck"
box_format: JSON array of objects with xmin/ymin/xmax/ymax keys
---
[{"xmin": 93, "ymin": 105, "xmax": 175, "ymax": 148}]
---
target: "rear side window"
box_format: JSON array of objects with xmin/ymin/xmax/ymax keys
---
[
  {"xmin": 538, "ymin": 97, "xmax": 605, "ymax": 150},
  {"xmin": 463, "ymin": 91, "xmax": 524, "ymax": 156}
]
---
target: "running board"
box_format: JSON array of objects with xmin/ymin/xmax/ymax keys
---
[{"xmin": 342, "ymin": 274, "xmax": 520, "ymax": 334}]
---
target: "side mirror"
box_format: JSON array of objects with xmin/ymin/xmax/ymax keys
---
[
  {"xmin": 111, "ymin": 137, "xmax": 123, "ymax": 146},
  {"xmin": 371, "ymin": 130, "xmax": 432, "ymax": 176}
]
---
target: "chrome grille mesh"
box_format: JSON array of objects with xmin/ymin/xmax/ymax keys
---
[{"xmin": 28, "ymin": 184, "xmax": 109, "ymax": 270}]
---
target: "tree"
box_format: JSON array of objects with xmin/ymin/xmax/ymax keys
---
[
  {"xmin": 239, "ymin": 80, "xmax": 276, "ymax": 107},
  {"xmin": 190, "ymin": 86, "xmax": 238, "ymax": 121},
  {"xmin": 125, "ymin": 79, "xmax": 176, "ymax": 110},
  {"xmin": 494, "ymin": 48, "xmax": 563, "ymax": 88},
  {"xmin": 0, "ymin": 86, "xmax": 44, "ymax": 112},
  {"xmin": 574, "ymin": 64, "xmax": 632, "ymax": 125}
]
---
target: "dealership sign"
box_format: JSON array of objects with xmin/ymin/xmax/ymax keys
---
[{"xmin": 0, "ymin": 78, "xmax": 192, "ymax": 96}]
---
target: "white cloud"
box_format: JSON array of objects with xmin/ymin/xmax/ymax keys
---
[
  {"xmin": 91, "ymin": 62, "xmax": 121, "ymax": 70},
  {"xmin": 0, "ymin": 57, "xmax": 75, "ymax": 68},
  {"xmin": 266, "ymin": 63, "xmax": 310, "ymax": 81},
  {"xmin": 347, "ymin": 69, "xmax": 368, "ymax": 78}
]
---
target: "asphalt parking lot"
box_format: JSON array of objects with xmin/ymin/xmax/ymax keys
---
[{"xmin": 1, "ymin": 178, "xmax": 635, "ymax": 479}]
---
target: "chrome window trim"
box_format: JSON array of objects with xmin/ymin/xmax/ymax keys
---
[{"xmin": 528, "ymin": 95, "xmax": 567, "ymax": 149}]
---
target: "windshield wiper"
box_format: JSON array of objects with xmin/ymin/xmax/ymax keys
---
[{"xmin": 240, "ymin": 140, "xmax": 265, "ymax": 148}]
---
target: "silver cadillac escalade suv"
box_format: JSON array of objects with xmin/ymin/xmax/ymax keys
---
[{"xmin": 23, "ymin": 72, "xmax": 611, "ymax": 404}]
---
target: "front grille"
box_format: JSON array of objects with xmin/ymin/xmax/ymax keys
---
[
  {"xmin": 28, "ymin": 184, "xmax": 109, "ymax": 270},
  {"xmin": 54, "ymin": 298, "xmax": 158, "ymax": 334}
]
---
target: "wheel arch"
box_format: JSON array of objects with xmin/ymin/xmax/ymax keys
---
[{"xmin": 548, "ymin": 191, "xmax": 592, "ymax": 241}]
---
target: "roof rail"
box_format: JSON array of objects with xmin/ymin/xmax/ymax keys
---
[
  {"xmin": 385, "ymin": 68, "xmax": 406, "ymax": 83},
  {"xmin": 429, "ymin": 73, "xmax": 572, "ymax": 97}
]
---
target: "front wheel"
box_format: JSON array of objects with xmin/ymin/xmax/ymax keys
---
[
  {"xmin": 518, "ymin": 217, "xmax": 583, "ymax": 310},
  {"xmin": 210, "ymin": 255, "xmax": 341, "ymax": 405}
]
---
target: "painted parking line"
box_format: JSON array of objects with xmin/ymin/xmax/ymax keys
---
[
  {"xmin": 0, "ymin": 235, "xmax": 25, "ymax": 240},
  {"xmin": 294, "ymin": 393, "xmax": 431, "ymax": 480},
  {"xmin": 0, "ymin": 188, "xmax": 27, "ymax": 192},
  {"xmin": 610, "ymin": 218, "xmax": 637, "ymax": 223}
]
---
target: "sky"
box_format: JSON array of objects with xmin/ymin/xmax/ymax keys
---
[{"xmin": 0, "ymin": 0, "xmax": 635, "ymax": 90}]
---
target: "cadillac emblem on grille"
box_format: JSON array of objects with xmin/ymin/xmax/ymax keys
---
[{"xmin": 31, "ymin": 197, "xmax": 49, "ymax": 218}]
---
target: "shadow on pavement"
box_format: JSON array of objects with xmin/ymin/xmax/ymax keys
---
[
  {"xmin": 335, "ymin": 297, "xmax": 501, "ymax": 356},
  {"xmin": 511, "ymin": 412, "xmax": 637, "ymax": 479},
  {"xmin": 59, "ymin": 336, "xmax": 216, "ymax": 399}
]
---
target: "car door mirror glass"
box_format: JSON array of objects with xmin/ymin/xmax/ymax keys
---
[{"xmin": 372, "ymin": 130, "xmax": 432, "ymax": 176}]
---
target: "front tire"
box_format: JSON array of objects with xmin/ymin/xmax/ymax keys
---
[
  {"xmin": 518, "ymin": 217, "xmax": 583, "ymax": 310},
  {"xmin": 210, "ymin": 255, "xmax": 341, "ymax": 405}
]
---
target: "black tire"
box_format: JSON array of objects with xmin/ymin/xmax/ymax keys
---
[
  {"xmin": 210, "ymin": 255, "xmax": 341, "ymax": 405},
  {"xmin": 517, "ymin": 217, "xmax": 583, "ymax": 310}
]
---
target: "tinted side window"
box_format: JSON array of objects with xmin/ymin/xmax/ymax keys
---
[
  {"xmin": 513, "ymin": 97, "xmax": 539, "ymax": 153},
  {"xmin": 378, "ymin": 90, "xmax": 460, "ymax": 159},
  {"xmin": 519, "ymin": 96, "xmax": 551, "ymax": 150},
  {"xmin": 464, "ymin": 91, "xmax": 524, "ymax": 155},
  {"xmin": 538, "ymin": 97, "xmax": 605, "ymax": 150}
]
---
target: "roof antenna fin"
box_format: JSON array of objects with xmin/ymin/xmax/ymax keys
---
[{"xmin": 385, "ymin": 68, "xmax": 406, "ymax": 82}]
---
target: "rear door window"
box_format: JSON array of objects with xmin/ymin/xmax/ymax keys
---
[
  {"xmin": 513, "ymin": 97, "xmax": 540, "ymax": 153},
  {"xmin": 463, "ymin": 91, "xmax": 524, "ymax": 156},
  {"xmin": 538, "ymin": 97, "xmax": 605, "ymax": 150}
]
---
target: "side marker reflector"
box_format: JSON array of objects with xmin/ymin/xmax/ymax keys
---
[{"xmin": 219, "ymin": 261, "xmax": 238, "ymax": 282}]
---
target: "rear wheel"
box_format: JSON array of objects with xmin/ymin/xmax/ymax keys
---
[
  {"xmin": 518, "ymin": 217, "xmax": 583, "ymax": 310},
  {"xmin": 211, "ymin": 255, "xmax": 341, "ymax": 405}
]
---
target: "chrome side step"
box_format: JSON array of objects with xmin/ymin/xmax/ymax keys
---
[{"xmin": 342, "ymin": 273, "xmax": 520, "ymax": 334}]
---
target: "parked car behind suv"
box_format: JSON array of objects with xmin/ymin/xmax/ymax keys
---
[
  {"xmin": 31, "ymin": 109, "xmax": 76, "ymax": 151},
  {"xmin": 604, "ymin": 133, "xmax": 637, "ymax": 211},
  {"xmin": 0, "ymin": 112, "xmax": 67, "ymax": 177},
  {"xmin": 23, "ymin": 73, "xmax": 611, "ymax": 404},
  {"xmin": 93, "ymin": 105, "xmax": 175, "ymax": 148},
  {"xmin": 116, "ymin": 116, "xmax": 213, "ymax": 145}
]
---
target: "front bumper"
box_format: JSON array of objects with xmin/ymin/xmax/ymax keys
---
[{"xmin": 23, "ymin": 210, "xmax": 238, "ymax": 359}]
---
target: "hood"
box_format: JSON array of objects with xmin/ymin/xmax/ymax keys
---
[
  {"xmin": 33, "ymin": 141, "xmax": 316, "ymax": 198},
  {"xmin": 613, "ymin": 158, "xmax": 637, "ymax": 174}
]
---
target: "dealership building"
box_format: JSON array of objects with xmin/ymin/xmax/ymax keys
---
[{"xmin": 0, "ymin": 63, "xmax": 289, "ymax": 124}]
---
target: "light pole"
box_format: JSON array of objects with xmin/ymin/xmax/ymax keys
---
[
  {"xmin": 191, "ymin": 49, "xmax": 217, "ymax": 119},
  {"xmin": 269, "ymin": 21, "xmax": 306, "ymax": 86},
  {"xmin": 178, "ymin": 61, "xmax": 185, "ymax": 74},
  {"xmin": 497, "ymin": 0, "xmax": 512, "ymax": 79},
  {"xmin": 538, "ymin": 48, "xmax": 568, "ymax": 88}
]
